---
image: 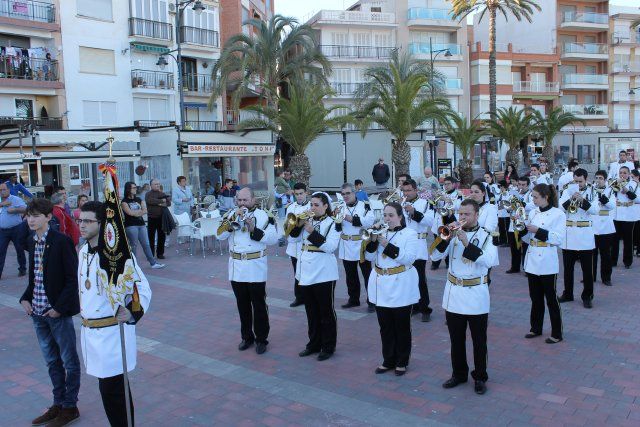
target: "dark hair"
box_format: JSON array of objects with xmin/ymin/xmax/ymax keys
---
[
  {"xmin": 293, "ymin": 182, "xmax": 307, "ymax": 191},
  {"xmin": 402, "ymin": 178, "xmax": 417, "ymax": 189},
  {"xmin": 595, "ymin": 169, "xmax": 608, "ymax": 179},
  {"xmin": 123, "ymin": 181, "xmax": 136, "ymax": 198},
  {"xmin": 284, "ymin": 169, "xmax": 291, "ymax": 174},
  {"xmin": 77, "ymin": 194, "xmax": 89, "ymax": 202},
  {"xmin": 483, "ymin": 171, "xmax": 494, "ymax": 183},
  {"xmin": 398, "ymin": 173, "xmax": 411, "ymax": 181},
  {"xmin": 54, "ymin": 185, "xmax": 65, "ymax": 192},
  {"xmin": 225, "ymin": 178, "xmax": 233, "ymax": 184},
  {"xmin": 205, "ymin": 180, "xmax": 211, "ymax": 185},
  {"xmin": 530, "ymin": 163, "xmax": 540, "ymax": 170},
  {"xmin": 620, "ymin": 166, "xmax": 631, "ymax": 173},
  {"xmin": 460, "ymin": 198, "xmax": 480, "ymax": 213},
  {"xmin": 620, "ymin": 150, "xmax": 628, "ymax": 155},
  {"xmin": 311, "ymin": 192, "xmax": 332, "ymax": 217},
  {"xmin": 568, "ymin": 160, "xmax": 579, "ymax": 170},
  {"xmin": 384, "ymin": 202, "xmax": 406, "ymax": 227},
  {"xmin": 176, "ymin": 176, "xmax": 186, "ymax": 183},
  {"xmin": 444, "ymin": 176, "xmax": 457, "ymax": 184},
  {"xmin": 532, "ymin": 183, "xmax": 558, "ymax": 208},
  {"xmin": 518, "ymin": 176, "xmax": 531, "ymax": 185},
  {"xmin": 80, "ymin": 201, "xmax": 105, "ymax": 222},
  {"xmin": 632, "ymin": 169, "xmax": 640, "ymax": 178},
  {"xmin": 26, "ymin": 198, "xmax": 53, "ymax": 216},
  {"xmin": 498, "ymin": 179, "xmax": 508, "ymax": 189},
  {"xmin": 470, "ymin": 179, "xmax": 487, "ymax": 197},
  {"xmin": 573, "ymin": 168, "xmax": 588, "ymax": 180},
  {"xmin": 354, "ymin": 179, "xmax": 363, "ymax": 186}
]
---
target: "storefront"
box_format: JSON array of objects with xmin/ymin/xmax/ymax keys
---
[{"xmin": 599, "ymin": 135, "xmax": 640, "ymax": 169}]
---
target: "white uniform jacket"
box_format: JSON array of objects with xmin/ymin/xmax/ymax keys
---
[
  {"xmin": 402, "ymin": 197, "xmax": 434, "ymax": 261},
  {"xmin": 559, "ymin": 184, "xmax": 598, "ymax": 250},
  {"xmin": 614, "ymin": 180, "xmax": 639, "ymax": 223},
  {"xmin": 217, "ymin": 208, "xmax": 279, "ymax": 282},
  {"xmin": 285, "ymin": 200, "xmax": 310, "ymax": 258},
  {"xmin": 523, "ymin": 206, "xmax": 566, "ymax": 275},
  {"xmin": 78, "ymin": 246, "xmax": 152, "ymax": 378},
  {"xmin": 364, "ymin": 227, "xmax": 420, "ymax": 308},
  {"xmin": 592, "ymin": 187, "xmax": 616, "ymax": 236},
  {"xmin": 478, "ymin": 202, "xmax": 499, "ymax": 267},
  {"xmin": 337, "ymin": 201, "xmax": 375, "ymax": 261},
  {"xmin": 487, "ymin": 183, "xmax": 500, "ymax": 204},
  {"xmin": 495, "ymin": 191, "xmax": 510, "ymax": 219},
  {"xmin": 290, "ymin": 215, "xmax": 340, "ymax": 285},
  {"xmin": 557, "ymin": 171, "xmax": 574, "ymax": 191},
  {"xmin": 431, "ymin": 226, "xmax": 497, "ymax": 315},
  {"xmin": 608, "ymin": 161, "xmax": 635, "ymax": 181}
]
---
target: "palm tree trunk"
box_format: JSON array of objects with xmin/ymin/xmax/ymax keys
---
[
  {"xmin": 489, "ymin": 7, "xmax": 497, "ymax": 117},
  {"xmin": 506, "ymin": 148, "xmax": 520, "ymax": 171},
  {"xmin": 289, "ymin": 153, "xmax": 312, "ymax": 188},
  {"xmin": 459, "ymin": 159, "xmax": 474, "ymax": 187},
  {"xmin": 541, "ymin": 143, "xmax": 555, "ymax": 173},
  {"xmin": 392, "ymin": 139, "xmax": 411, "ymax": 182}
]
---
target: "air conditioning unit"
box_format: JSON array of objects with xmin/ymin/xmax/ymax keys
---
[{"xmin": 168, "ymin": 3, "xmax": 176, "ymax": 14}]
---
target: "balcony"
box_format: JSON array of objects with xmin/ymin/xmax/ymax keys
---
[
  {"xmin": 561, "ymin": 73, "xmax": 608, "ymax": 90},
  {"xmin": 0, "ymin": 0, "xmax": 55, "ymax": 24},
  {"xmin": 307, "ymin": 10, "xmax": 396, "ymax": 27},
  {"xmin": 183, "ymin": 120, "xmax": 222, "ymax": 131},
  {"xmin": 0, "ymin": 116, "xmax": 62, "ymax": 130},
  {"xmin": 179, "ymin": 26, "xmax": 219, "ymax": 48},
  {"xmin": 408, "ymin": 43, "xmax": 462, "ymax": 60},
  {"xmin": 612, "ymin": 32, "xmax": 640, "ymax": 46},
  {"xmin": 131, "ymin": 70, "xmax": 174, "ymax": 90},
  {"xmin": 406, "ymin": 8, "xmax": 460, "ymax": 30},
  {"xmin": 319, "ymin": 45, "xmax": 395, "ymax": 60},
  {"xmin": 560, "ymin": 11, "xmax": 608, "ymax": 31},
  {"xmin": 0, "ymin": 55, "xmax": 62, "ymax": 92},
  {"xmin": 445, "ymin": 78, "xmax": 463, "ymax": 94},
  {"xmin": 561, "ymin": 104, "xmax": 607, "ymax": 120},
  {"xmin": 226, "ymin": 109, "xmax": 260, "ymax": 126},
  {"xmin": 329, "ymin": 82, "xmax": 364, "ymax": 96},
  {"xmin": 134, "ymin": 120, "xmax": 175, "ymax": 128},
  {"xmin": 561, "ymin": 42, "xmax": 608, "ymax": 61},
  {"xmin": 612, "ymin": 61, "xmax": 640, "ymax": 75},
  {"xmin": 512, "ymin": 81, "xmax": 560, "ymax": 96},
  {"xmin": 182, "ymin": 73, "xmax": 213, "ymax": 94},
  {"xmin": 128, "ymin": 18, "xmax": 173, "ymax": 45},
  {"xmin": 611, "ymin": 91, "xmax": 640, "ymax": 104}
]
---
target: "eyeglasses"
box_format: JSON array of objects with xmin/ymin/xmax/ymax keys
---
[
  {"xmin": 76, "ymin": 219, "xmax": 100, "ymax": 225},
  {"xmin": 341, "ymin": 192, "xmax": 352, "ymax": 196}
]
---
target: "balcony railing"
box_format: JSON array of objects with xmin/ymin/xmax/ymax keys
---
[
  {"xmin": 180, "ymin": 26, "xmax": 219, "ymax": 47},
  {"xmin": 319, "ymin": 45, "xmax": 395, "ymax": 59},
  {"xmin": 183, "ymin": 120, "xmax": 222, "ymax": 131},
  {"xmin": 612, "ymin": 91, "xmax": 640, "ymax": 102},
  {"xmin": 311, "ymin": 10, "xmax": 395, "ymax": 25},
  {"xmin": 612, "ymin": 61, "xmax": 640, "ymax": 73},
  {"xmin": 562, "ymin": 42, "xmax": 608, "ymax": 55},
  {"xmin": 0, "ymin": 0, "xmax": 55, "ymax": 23},
  {"xmin": 131, "ymin": 70, "xmax": 174, "ymax": 89},
  {"xmin": 407, "ymin": 8, "xmax": 453, "ymax": 20},
  {"xmin": 612, "ymin": 32, "xmax": 640, "ymax": 44},
  {"xmin": 182, "ymin": 73, "xmax": 213, "ymax": 92},
  {"xmin": 0, "ymin": 116, "xmax": 62, "ymax": 129},
  {"xmin": 561, "ymin": 11, "xmax": 608, "ymax": 25},
  {"xmin": 329, "ymin": 82, "xmax": 364, "ymax": 95},
  {"xmin": 128, "ymin": 17, "xmax": 173, "ymax": 41},
  {"xmin": 446, "ymin": 78, "xmax": 462, "ymax": 89},
  {"xmin": 0, "ymin": 55, "xmax": 59, "ymax": 81},
  {"xmin": 561, "ymin": 104, "xmax": 607, "ymax": 116},
  {"xmin": 513, "ymin": 81, "xmax": 559, "ymax": 92},
  {"xmin": 562, "ymin": 74, "xmax": 608, "ymax": 85},
  {"xmin": 226, "ymin": 109, "xmax": 259, "ymax": 125},
  {"xmin": 408, "ymin": 42, "xmax": 462, "ymax": 56},
  {"xmin": 134, "ymin": 120, "xmax": 175, "ymax": 128}
]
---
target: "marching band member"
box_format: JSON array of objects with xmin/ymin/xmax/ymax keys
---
[
  {"xmin": 592, "ymin": 170, "xmax": 616, "ymax": 287},
  {"xmin": 529, "ymin": 164, "xmax": 542, "ymax": 189},
  {"xmin": 632, "ymin": 170, "xmax": 640, "ymax": 258},
  {"xmin": 611, "ymin": 166, "xmax": 638, "ymax": 269},
  {"xmin": 608, "ymin": 150, "xmax": 635, "ymax": 182},
  {"xmin": 557, "ymin": 160, "xmax": 579, "ymax": 192},
  {"xmin": 285, "ymin": 183, "xmax": 310, "ymax": 307},
  {"xmin": 289, "ymin": 192, "xmax": 341, "ymax": 361},
  {"xmin": 431, "ymin": 176, "xmax": 463, "ymax": 271},
  {"xmin": 506, "ymin": 177, "xmax": 532, "ymax": 274},
  {"xmin": 469, "ymin": 180, "xmax": 499, "ymax": 235},
  {"xmin": 217, "ymin": 188, "xmax": 279, "ymax": 354},
  {"xmin": 336, "ymin": 183, "xmax": 375, "ymax": 310},
  {"xmin": 496, "ymin": 180, "xmax": 511, "ymax": 247},
  {"xmin": 432, "ymin": 199, "xmax": 498, "ymax": 395},
  {"xmin": 558, "ymin": 169, "xmax": 598, "ymax": 308},
  {"xmin": 483, "ymin": 172, "xmax": 499, "ymax": 204},
  {"xmin": 401, "ymin": 179, "xmax": 435, "ymax": 322},
  {"xmin": 538, "ymin": 161, "xmax": 554, "ymax": 186},
  {"xmin": 523, "ymin": 184, "xmax": 565, "ymax": 344},
  {"xmin": 77, "ymin": 201, "xmax": 152, "ymax": 426},
  {"xmin": 365, "ymin": 202, "xmax": 419, "ymax": 376}
]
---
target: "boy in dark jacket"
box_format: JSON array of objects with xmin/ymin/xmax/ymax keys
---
[{"xmin": 20, "ymin": 198, "xmax": 81, "ymax": 427}]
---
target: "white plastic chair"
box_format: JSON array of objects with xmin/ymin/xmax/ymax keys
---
[
  {"xmin": 190, "ymin": 217, "xmax": 220, "ymax": 258},
  {"xmin": 200, "ymin": 209, "xmax": 221, "ymax": 219},
  {"xmin": 172, "ymin": 212, "xmax": 193, "ymax": 252}
]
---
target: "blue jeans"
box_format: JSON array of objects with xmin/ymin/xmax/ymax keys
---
[
  {"xmin": 0, "ymin": 224, "xmax": 26, "ymax": 278},
  {"xmin": 126, "ymin": 225, "xmax": 156, "ymax": 265},
  {"xmin": 32, "ymin": 315, "xmax": 81, "ymax": 408}
]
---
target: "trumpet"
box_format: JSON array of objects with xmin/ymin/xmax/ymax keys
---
[
  {"xmin": 284, "ymin": 210, "xmax": 314, "ymax": 237},
  {"xmin": 609, "ymin": 178, "xmax": 624, "ymax": 193},
  {"xmin": 437, "ymin": 219, "xmax": 467, "ymax": 241},
  {"xmin": 568, "ymin": 194, "xmax": 580, "ymax": 214},
  {"xmin": 217, "ymin": 207, "xmax": 249, "ymax": 234},
  {"xmin": 383, "ymin": 186, "xmax": 403, "ymax": 204},
  {"xmin": 359, "ymin": 222, "xmax": 389, "ymax": 241},
  {"xmin": 331, "ymin": 201, "xmax": 346, "ymax": 224},
  {"xmin": 513, "ymin": 206, "xmax": 527, "ymax": 232}
]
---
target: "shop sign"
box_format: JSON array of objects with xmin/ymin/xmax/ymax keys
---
[{"xmin": 187, "ymin": 144, "xmax": 275, "ymax": 155}]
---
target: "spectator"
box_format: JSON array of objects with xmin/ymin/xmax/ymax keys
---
[
  {"xmin": 203, "ymin": 181, "xmax": 215, "ymax": 196},
  {"xmin": 78, "ymin": 180, "xmax": 91, "ymax": 197},
  {"xmin": 219, "ymin": 179, "xmax": 236, "ymax": 213},
  {"xmin": 232, "ymin": 180, "xmax": 241, "ymax": 191},
  {"xmin": 397, "ymin": 173, "xmax": 411, "ymax": 188},
  {"xmin": 145, "ymin": 179, "xmax": 171, "ymax": 259},
  {"xmin": 274, "ymin": 170, "xmax": 293, "ymax": 217},
  {"xmin": 73, "ymin": 195, "xmax": 89, "ymax": 221},
  {"xmin": 51, "ymin": 192, "xmax": 80, "ymax": 245},
  {"xmin": 504, "ymin": 163, "xmax": 518, "ymax": 186},
  {"xmin": 53, "ymin": 186, "xmax": 72, "ymax": 216},
  {"xmin": 0, "ymin": 182, "xmax": 27, "ymax": 278},
  {"xmin": 122, "ymin": 182, "xmax": 164, "ymax": 269},
  {"xmin": 138, "ymin": 183, "xmax": 150, "ymax": 199},
  {"xmin": 372, "ymin": 157, "xmax": 390, "ymax": 190},
  {"xmin": 214, "ymin": 182, "xmax": 222, "ymax": 197},
  {"xmin": 5, "ymin": 174, "xmax": 33, "ymax": 199},
  {"xmin": 354, "ymin": 179, "xmax": 369, "ymax": 202},
  {"xmin": 172, "ymin": 176, "xmax": 194, "ymax": 216},
  {"xmin": 417, "ymin": 167, "xmax": 439, "ymax": 191}
]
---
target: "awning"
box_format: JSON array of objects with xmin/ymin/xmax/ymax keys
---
[
  {"xmin": 40, "ymin": 150, "xmax": 140, "ymax": 166},
  {"xmin": 37, "ymin": 130, "xmax": 140, "ymax": 146},
  {"xmin": 183, "ymin": 102, "xmax": 208, "ymax": 108},
  {"xmin": 0, "ymin": 153, "xmax": 23, "ymax": 171},
  {"xmin": 130, "ymin": 43, "xmax": 170, "ymax": 54},
  {"xmin": 180, "ymin": 130, "xmax": 274, "ymax": 157}
]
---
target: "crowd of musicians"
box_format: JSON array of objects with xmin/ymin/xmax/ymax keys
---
[{"xmin": 215, "ymin": 150, "xmax": 640, "ymax": 396}]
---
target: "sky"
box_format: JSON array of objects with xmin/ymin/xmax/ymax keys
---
[{"xmin": 275, "ymin": 0, "xmax": 640, "ymax": 23}]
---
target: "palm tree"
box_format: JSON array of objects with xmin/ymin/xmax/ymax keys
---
[
  {"xmin": 488, "ymin": 107, "xmax": 537, "ymax": 171},
  {"xmin": 441, "ymin": 113, "xmax": 488, "ymax": 186},
  {"xmin": 236, "ymin": 81, "xmax": 348, "ymax": 187},
  {"xmin": 354, "ymin": 50, "xmax": 450, "ymax": 181},
  {"xmin": 210, "ymin": 15, "xmax": 331, "ymax": 111},
  {"xmin": 532, "ymin": 107, "xmax": 585, "ymax": 173},
  {"xmin": 450, "ymin": 0, "xmax": 541, "ymax": 116}
]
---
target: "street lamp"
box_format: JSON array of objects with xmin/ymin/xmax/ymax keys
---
[
  {"xmin": 428, "ymin": 37, "xmax": 452, "ymax": 176},
  {"xmin": 629, "ymin": 86, "xmax": 639, "ymax": 95}
]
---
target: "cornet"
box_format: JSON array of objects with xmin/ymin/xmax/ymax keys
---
[
  {"xmin": 383, "ymin": 186, "xmax": 403, "ymax": 204},
  {"xmin": 568, "ymin": 194, "xmax": 580, "ymax": 214},
  {"xmin": 230, "ymin": 207, "xmax": 250, "ymax": 231},
  {"xmin": 359, "ymin": 223, "xmax": 389, "ymax": 241},
  {"xmin": 608, "ymin": 178, "xmax": 624, "ymax": 193},
  {"xmin": 437, "ymin": 219, "xmax": 467, "ymax": 241},
  {"xmin": 284, "ymin": 210, "xmax": 314, "ymax": 237},
  {"xmin": 513, "ymin": 207, "xmax": 527, "ymax": 232}
]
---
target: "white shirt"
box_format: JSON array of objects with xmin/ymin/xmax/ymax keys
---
[
  {"xmin": 608, "ymin": 161, "xmax": 635, "ymax": 181},
  {"xmin": 337, "ymin": 201, "xmax": 375, "ymax": 261},
  {"xmin": 402, "ymin": 197, "xmax": 434, "ymax": 261},
  {"xmin": 559, "ymin": 184, "xmax": 598, "ymax": 250},
  {"xmin": 285, "ymin": 200, "xmax": 310, "ymax": 258},
  {"xmin": 290, "ymin": 215, "xmax": 340, "ymax": 285},
  {"xmin": 614, "ymin": 181, "xmax": 639, "ymax": 222},
  {"xmin": 592, "ymin": 187, "xmax": 616, "ymax": 236},
  {"xmin": 523, "ymin": 206, "xmax": 566, "ymax": 275}
]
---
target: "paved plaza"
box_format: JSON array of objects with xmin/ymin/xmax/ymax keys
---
[{"xmin": 1, "ymin": 240, "xmax": 640, "ymax": 426}]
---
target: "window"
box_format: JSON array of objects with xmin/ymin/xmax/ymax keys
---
[
  {"xmin": 584, "ymin": 94, "xmax": 596, "ymax": 105},
  {"xmin": 331, "ymin": 32, "xmax": 348, "ymax": 46},
  {"xmin": 79, "ymin": 47, "xmax": 115, "ymax": 75},
  {"xmin": 352, "ymin": 33, "xmax": 371, "ymax": 46},
  {"xmin": 560, "ymin": 95, "xmax": 577, "ymax": 105},
  {"xmin": 77, "ymin": 0, "xmax": 113, "ymax": 21},
  {"xmin": 15, "ymin": 99, "xmax": 33, "ymax": 118},
  {"xmin": 583, "ymin": 65, "xmax": 597, "ymax": 75},
  {"xmin": 82, "ymin": 101, "xmax": 117, "ymax": 126}
]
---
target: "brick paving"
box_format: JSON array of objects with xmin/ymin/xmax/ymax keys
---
[{"xmin": 2, "ymin": 241, "xmax": 640, "ymax": 426}]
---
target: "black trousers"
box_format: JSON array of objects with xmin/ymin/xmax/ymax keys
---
[
  {"xmin": 412, "ymin": 259, "xmax": 432, "ymax": 314},
  {"xmin": 445, "ymin": 311, "xmax": 488, "ymax": 382},
  {"xmin": 562, "ymin": 249, "xmax": 594, "ymax": 301},
  {"xmin": 507, "ymin": 232, "xmax": 521, "ymax": 271},
  {"xmin": 98, "ymin": 374, "xmax": 134, "ymax": 427},
  {"xmin": 521, "ymin": 243, "xmax": 529, "ymax": 268},
  {"xmin": 635, "ymin": 221, "xmax": 640, "ymax": 256},
  {"xmin": 593, "ymin": 233, "xmax": 615, "ymax": 283},
  {"xmin": 612, "ymin": 220, "xmax": 635, "ymax": 267},
  {"xmin": 301, "ymin": 281, "xmax": 337, "ymax": 353},
  {"xmin": 230, "ymin": 281, "xmax": 270, "ymax": 343},
  {"xmin": 376, "ymin": 305, "xmax": 412, "ymax": 368},
  {"xmin": 147, "ymin": 216, "xmax": 165, "ymax": 257},
  {"xmin": 290, "ymin": 257, "xmax": 303, "ymax": 301},
  {"xmin": 527, "ymin": 273, "xmax": 562, "ymax": 340},
  {"xmin": 498, "ymin": 217, "xmax": 510, "ymax": 245},
  {"xmin": 343, "ymin": 260, "xmax": 372, "ymax": 304}
]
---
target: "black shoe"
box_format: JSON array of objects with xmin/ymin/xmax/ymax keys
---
[
  {"xmin": 583, "ymin": 300, "xmax": 593, "ymax": 309},
  {"xmin": 157, "ymin": 255, "xmax": 165, "ymax": 260},
  {"xmin": 395, "ymin": 367, "xmax": 407, "ymax": 376},
  {"xmin": 506, "ymin": 269, "xmax": 520, "ymax": 274},
  {"xmin": 298, "ymin": 348, "xmax": 319, "ymax": 357},
  {"xmin": 375, "ymin": 366, "xmax": 393, "ymax": 374},
  {"xmin": 525, "ymin": 332, "xmax": 542, "ymax": 339},
  {"xmin": 625, "ymin": 265, "xmax": 631, "ymax": 269},
  {"xmin": 341, "ymin": 301, "xmax": 360, "ymax": 309},
  {"xmin": 603, "ymin": 280, "xmax": 612, "ymax": 286},
  {"xmin": 421, "ymin": 312, "xmax": 431, "ymax": 323},
  {"xmin": 545, "ymin": 337, "xmax": 563, "ymax": 344},
  {"xmin": 317, "ymin": 351, "xmax": 333, "ymax": 361},
  {"xmin": 255, "ymin": 342, "xmax": 267, "ymax": 354},
  {"xmin": 442, "ymin": 377, "xmax": 467, "ymax": 389},
  {"xmin": 367, "ymin": 304, "xmax": 375, "ymax": 313},
  {"xmin": 18, "ymin": 269, "xmax": 26, "ymax": 277},
  {"xmin": 558, "ymin": 295, "xmax": 573, "ymax": 303},
  {"xmin": 238, "ymin": 340, "xmax": 253, "ymax": 351},
  {"xmin": 289, "ymin": 299, "xmax": 303, "ymax": 307},
  {"xmin": 474, "ymin": 380, "xmax": 487, "ymax": 395}
]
